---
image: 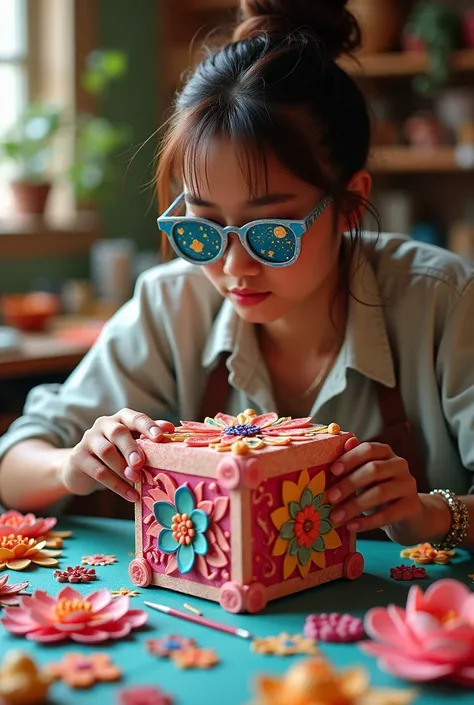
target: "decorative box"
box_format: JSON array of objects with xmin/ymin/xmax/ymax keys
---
[{"xmin": 128, "ymin": 411, "xmax": 364, "ymax": 614}]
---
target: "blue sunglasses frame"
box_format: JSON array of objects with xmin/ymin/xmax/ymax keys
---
[{"xmin": 157, "ymin": 192, "xmax": 332, "ymax": 268}]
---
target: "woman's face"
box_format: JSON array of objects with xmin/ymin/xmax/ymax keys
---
[{"xmin": 184, "ymin": 137, "xmax": 369, "ymax": 326}]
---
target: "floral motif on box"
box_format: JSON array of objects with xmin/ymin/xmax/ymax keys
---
[{"xmin": 141, "ymin": 471, "xmax": 231, "ymax": 586}]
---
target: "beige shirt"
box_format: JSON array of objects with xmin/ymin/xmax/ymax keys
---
[{"xmin": 1, "ymin": 233, "xmax": 473, "ymax": 494}]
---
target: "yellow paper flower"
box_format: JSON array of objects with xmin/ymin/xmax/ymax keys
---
[
  {"xmin": 252, "ymin": 633, "xmax": 319, "ymax": 656},
  {"xmin": 400, "ymin": 543, "xmax": 455, "ymax": 565},
  {"xmin": 271, "ymin": 469, "xmax": 342, "ymax": 579},
  {"xmin": 0, "ymin": 535, "xmax": 61, "ymax": 571},
  {"xmin": 249, "ymin": 657, "xmax": 416, "ymax": 705},
  {"xmin": 111, "ymin": 587, "xmax": 140, "ymax": 599}
]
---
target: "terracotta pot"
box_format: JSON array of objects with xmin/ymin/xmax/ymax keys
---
[
  {"xmin": 462, "ymin": 10, "xmax": 474, "ymax": 49},
  {"xmin": 348, "ymin": 0, "xmax": 405, "ymax": 54},
  {"xmin": 10, "ymin": 181, "xmax": 52, "ymax": 216}
]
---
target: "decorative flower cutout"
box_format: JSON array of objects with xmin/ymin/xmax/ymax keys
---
[
  {"xmin": 360, "ymin": 579, "xmax": 474, "ymax": 686},
  {"xmin": 111, "ymin": 587, "xmax": 140, "ymax": 599},
  {"xmin": 170, "ymin": 647, "xmax": 219, "ymax": 669},
  {"xmin": 0, "ymin": 510, "xmax": 70, "ymax": 548},
  {"xmin": 81, "ymin": 553, "xmax": 117, "ymax": 566},
  {"xmin": 271, "ymin": 469, "xmax": 342, "ymax": 579},
  {"xmin": 304, "ymin": 613, "xmax": 364, "ymax": 643},
  {"xmin": 117, "ymin": 685, "xmax": 174, "ymax": 705},
  {"xmin": 46, "ymin": 652, "xmax": 121, "ymax": 688},
  {"xmin": 146, "ymin": 634, "xmax": 196, "ymax": 657},
  {"xmin": 0, "ymin": 535, "xmax": 61, "ymax": 571},
  {"xmin": 164, "ymin": 410, "xmax": 339, "ymax": 453},
  {"xmin": 251, "ymin": 633, "xmax": 319, "ymax": 656},
  {"xmin": 54, "ymin": 566, "xmax": 97, "ymax": 583},
  {"xmin": 154, "ymin": 485, "xmax": 209, "ymax": 574},
  {"xmin": 0, "ymin": 650, "xmax": 53, "ymax": 705},
  {"xmin": 389, "ymin": 565, "xmax": 427, "ymax": 581},
  {"xmin": 0, "ymin": 574, "xmax": 29, "ymax": 608},
  {"xmin": 400, "ymin": 543, "xmax": 455, "ymax": 565},
  {"xmin": 0, "ymin": 586, "xmax": 147, "ymax": 643},
  {"xmin": 249, "ymin": 657, "xmax": 416, "ymax": 705}
]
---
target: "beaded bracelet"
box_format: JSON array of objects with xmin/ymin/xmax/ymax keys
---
[{"xmin": 429, "ymin": 489, "xmax": 470, "ymax": 550}]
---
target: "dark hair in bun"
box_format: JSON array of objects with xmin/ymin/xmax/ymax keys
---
[
  {"xmin": 235, "ymin": 0, "xmax": 361, "ymax": 59},
  {"xmin": 158, "ymin": 0, "xmax": 377, "ymax": 268}
]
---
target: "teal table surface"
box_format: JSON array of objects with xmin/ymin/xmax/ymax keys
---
[{"xmin": 1, "ymin": 516, "xmax": 473, "ymax": 705}]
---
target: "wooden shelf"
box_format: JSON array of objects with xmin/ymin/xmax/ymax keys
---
[
  {"xmin": 341, "ymin": 49, "xmax": 474, "ymax": 78},
  {"xmin": 0, "ymin": 213, "xmax": 100, "ymax": 258},
  {"xmin": 369, "ymin": 147, "xmax": 474, "ymax": 173}
]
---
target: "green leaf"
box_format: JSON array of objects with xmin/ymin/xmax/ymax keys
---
[
  {"xmin": 288, "ymin": 537, "xmax": 299, "ymax": 556},
  {"xmin": 312, "ymin": 493, "xmax": 323, "ymax": 509},
  {"xmin": 318, "ymin": 504, "xmax": 332, "ymax": 520},
  {"xmin": 280, "ymin": 521, "xmax": 295, "ymax": 540},
  {"xmin": 319, "ymin": 519, "xmax": 333, "ymax": 535},
  {"xmin": 300, "ymin": 487, "xmax": 313, "ymax": 507},
  {"xmin": 311, "ymin": 536, "xmax": 325, "ymax": 552},
  {"xmin": 289, "ymin": 501, "xmax": 300, "ymax": 519},
  {"xmin": 297, "ymin": 545, "xmax": 311, "ymax": 566}
]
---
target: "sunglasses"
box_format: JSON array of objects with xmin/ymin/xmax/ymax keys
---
[{"xmin": 157, "ymin": 192, "xmax": 332, "ymax": 268}]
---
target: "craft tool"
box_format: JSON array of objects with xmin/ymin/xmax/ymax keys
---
[{"xmin": 144, "ymin": 601, "xmax": 252, "ymax": 640}]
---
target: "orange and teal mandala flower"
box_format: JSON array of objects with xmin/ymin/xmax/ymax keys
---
[{"xmin": 271, "ymin": 469, "xmax": 342, "ymax": 579}]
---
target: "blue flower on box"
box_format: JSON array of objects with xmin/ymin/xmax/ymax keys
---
[{"xmin": 154, "ymin": 485, "xmax": 210, "ymax": 574}]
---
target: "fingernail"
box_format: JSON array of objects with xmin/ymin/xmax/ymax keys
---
[
  {"xmin": 124, "ymin": 466, "xmax": 139, "ymax": 482},
  {"xmin": 126, "ymin": 488, "xmax": 139, "ymax": 501},
  {"xmin": 347, "ymin": 522, "xmax": 359, "ymax": 531},
  {"xmin": 331, "ymin": 462, "xmax": 345, "ymax": 476},
  {"xmin": 331, "ymin": 510, "xmax": 345, "ymax": 523},
  {"xmin": 129, "ymin": 451, "xmax": 141, "ymax": 466},
  {"xmin": 328, "ymin": 488, "xmax": 342, "ymax": 502},
  {"xmin": 150, "ymin": 426, "xmax": 161, "ymax": 438}
]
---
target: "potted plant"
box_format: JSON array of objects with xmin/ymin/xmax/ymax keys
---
[
  {"xmin": 68, "ymin": 50, "xmax": 131, "ymax": 207},
  {"xmin": 0, "ymin": 103, "xmax": 62, "ymax": 216},
  {"xmin": 402, "ymin": 2, "xmax": 461, "ymax": 94}
]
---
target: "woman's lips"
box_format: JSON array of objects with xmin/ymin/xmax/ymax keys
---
[{"xmin": 229, "ymin": 289, "xmax": 271, "ymax": 307}]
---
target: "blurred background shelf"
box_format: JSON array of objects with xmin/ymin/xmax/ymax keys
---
[
  {"xmin": 0, "ymin": 215, "xmax": 100, "ymax": 258},
  {"xmin": 341, "ymin": 49, "xmax": 474, "ymax": 78},
  {"xmin": 369, "ymin": 147, "xmax": 474, "ymax": 173}
]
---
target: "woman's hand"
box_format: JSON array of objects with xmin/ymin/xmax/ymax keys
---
[
  {"xmin": 327, "ymin": 437, "xmax": 424, "ymax": 543},
  {"xmin": 60, "ymin": 409, "xmax": 174, "ymax": 501}
]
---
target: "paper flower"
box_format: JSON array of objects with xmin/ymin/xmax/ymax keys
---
[
  {"xmin": 1, "ymin": 586, "xmax": 147, "ymax": 643},
  {"xmin": 81, "ymin": 553, "xmax": 117, "ymax": 566},
  {"xmin": 111, "ymin": 587, "xmax": 140, "ymax": 598},
  {"xmin": 389, "ymin": 565, "xmax": 427, "ymax": 581},
  {"xmin": 0, "ymin": 575, "xmax": 29, "ymax": 608},
  {"xmin": 249, "ymin": 657, "xmax": 416, "ymax": 705},
  {"xmin": 270, "ymin": 468, "xmax": 342, "ymax": 579},
  {"xmin": 46, "ymin": 652, "xmax": 121, "ymax": 689},
  {"xmin": 117, "ymin": 685, "xmax": 174, "ymax": 705},
  {"xmin": 0, "ymin": 649, "xmax": 52, "ymax": 705},
  {"xmin": 144, "ymin": 475, "xmax": 230, "ymax": 580},
  {"xmin": 164, "ymin": 410, "xmax": 339, "ymax": 453},
  {"xmin": 170, "ymin": 647, "xmax": 219, "ymax": 669},
  {"xmin": 146, "ymin": 634, "xmax": 196, "ymax": 657},
  {"xmin": 360, "ymin": 579, "xmax": 474, "ymax": 686},
  {"xmin": 54, "ymin": 566, "xmax": 97, "ymax": 583},
  {"xmin": 252, "ymin": 633, "xmax": 319, "ymax": 656},
  {"xmin": 0, "ymin": 535, "xmax": 61, "ymax": 571},
  {"xmin": 304, "ymin": 613, "xmax": 364, "ymax": 643},
  {"xmin": 400, "ymin": 543, "xmax": 455, "ymax": 565},
  {"xmin": 0, "ymin": 510, "xmax": 57, "ymax": 539},
  {"xmin": 154, "ymin": 485, "xmax": 210, "ymax": 574}
]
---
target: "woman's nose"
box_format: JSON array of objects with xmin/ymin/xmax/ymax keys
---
[{"xmin": 223, "ymin": 233, "xmax": 261, "ymax": 277}]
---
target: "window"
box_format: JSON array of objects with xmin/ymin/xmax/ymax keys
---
[{"xmin": 0, "ymin": 0, "xmax": 28, "ymax": 213}]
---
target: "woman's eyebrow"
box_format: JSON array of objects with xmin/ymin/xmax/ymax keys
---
[{"xmin": 184, "ymin": 193, "xmax": 297, "ymax": 207}]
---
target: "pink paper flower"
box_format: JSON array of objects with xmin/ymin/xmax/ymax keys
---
[
  {"xmin": 304, "ymin": 613, "xmax": 364, "ymax": 643},
  {"xmin": 117, "ymin": 685, "xmax": 173, "ymax": 705},
  {"xmin": 0, "ymin": 510, "xmax": 56, "ymax": 539},
  {"xmin": 53, "ymin": 566, "xmax": 97, "ymax": 583},
  {"xmin": 81, "ymin": 554, "xmax": 117, "ymax": 566},
  {"xmin": 0, "ymin": 586, "xmax": 147, "ymax": 643},
  {"xmin": 360, "ymin": 579, "xmax": 474, "ymax": 686},
  {"xmin": 0, "ymin": 574, "xmax": 29, "ymax": 608}
]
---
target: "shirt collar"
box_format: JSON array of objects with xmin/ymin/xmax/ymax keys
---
[{"xmin": 202, "ymin": 235, "xmax": 396, "ymax": 395}]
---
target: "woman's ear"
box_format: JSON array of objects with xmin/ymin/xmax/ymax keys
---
[{"xmin": 337, "ymin": 169, "xmax": 372, "ymax": 232}]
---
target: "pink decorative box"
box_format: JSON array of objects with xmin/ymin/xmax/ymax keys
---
[{"xmin": 128, "ymin": 411, "xmax": 364, "ymax": 614}]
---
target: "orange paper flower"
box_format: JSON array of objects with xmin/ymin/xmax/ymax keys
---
[
  {"xmin": 400, "ymin": 543, "xmax": 455, "ymax": 565},
  {"xmin": 252, "ymin": 633, "xmax": 319, "ymax": 656},
  {"xmin": 170, "ymin": 647, "xmax": 219, "ymax": 669},
  {"xmin": 47, "ymin": 652, "xmax": 122, "ymax": 688},
  {"xmin": 0, "ymin": 535, "xmax": 61, "ymax": 571}
]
